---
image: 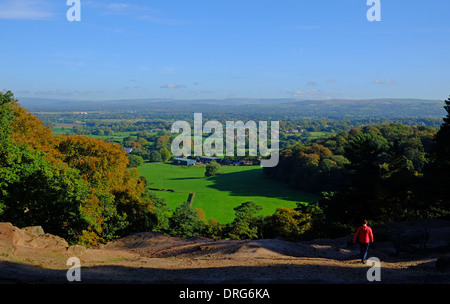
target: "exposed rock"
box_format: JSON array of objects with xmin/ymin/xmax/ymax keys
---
[
  {"xmin": 0, "ymin": 222, "xmax": 68, "ymax": 256},
  {"xmin": 0, "ymin": 222, "xmax": 19, "ymax": 255},
  {"xmin": 22, "ymin": 226, "xmax": 45, "ymax": 237},
  {"xmin": 0, "ymin": 222, "xmax": 34, "ymax": 250},
  {"xmin": 67, "ymin": 245, "xmax": 87, "ymax": 257},
  {"xmin": 30, "ymin": 234, "xmax": 68, "ymax": 249}
]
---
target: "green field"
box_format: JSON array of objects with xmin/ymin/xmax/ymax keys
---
[
  {"xmin": 307, "ymin": 131, "xmax": 330, "ymax": 139},
  {"xmin": 138, "ymin": 162, "xmax": 319, "ymax": 223},
  {"xmin": 51, "ymin": 126, "xmax": 145, "ymax": 144},
  {"xmin": 88, "ymin": 131, "xmax": 145, "ymax": 144},
  {"xmin": 51, "ymin": 126, "xmax": 75, "ymax": 135}
]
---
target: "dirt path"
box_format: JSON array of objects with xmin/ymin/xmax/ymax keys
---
[{"xmin": 1, "ymin": 223, "xmax": 449, "ymax": 284}]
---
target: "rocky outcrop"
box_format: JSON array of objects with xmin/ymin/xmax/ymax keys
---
[{"xmin": 0, "ymin": 222, "xmax": 82, "ymax": 258}]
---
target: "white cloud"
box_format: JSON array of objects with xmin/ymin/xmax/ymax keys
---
[
  {"xmin": 385, "ymin": 78, "xmax": 397, "ymax": 85},
  {"xmin": 106, "ymin": 3, "xmax": 130, "ymax": 12},
  {"xmin": 373, "ymin": 78, "xmax": 397, "ymax": 85},
  {"xmin": 160, "ymin": 67, "xmax": 178, "ymax": 75},
  {"xmin": 160, "ymin": 83, "xmax": 186, "ymax": 89},
  {"xmin": 0, "ymin": 0, "xmax": 54, "ymax": 20},
  {"xmin": 104, "ymin": 3, "xmax": 144, "ymax": 16}
]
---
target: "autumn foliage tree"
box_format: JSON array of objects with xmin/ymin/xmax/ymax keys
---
[
  {"xmin": 264, "ymin": 143, "xmax": 349, "ymax": 193},
  {"xmin": 1, "ymin": 92, "xmax": 90, "ymax": 241},
  {"xmin": 422, "ymin": 95, "xmax": 450, "ymax": 218},
  {"xmin": 0, "ymin": 91, "xmax": 158, "ymax": 246}
]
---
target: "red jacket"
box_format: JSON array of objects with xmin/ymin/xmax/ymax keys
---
[{"xmin": 353, "ymin": 225, "xmax": 374, "ymax": 244}]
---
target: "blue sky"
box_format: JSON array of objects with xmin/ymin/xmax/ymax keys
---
[{"xmin": 1, "ymin": 0, "xmax": 449, "ymax": 101}]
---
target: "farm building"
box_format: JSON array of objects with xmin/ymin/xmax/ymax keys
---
[
  {"xmin": 124, "ymin": 147, "xmax": 133, "ymax": 154},
  {"xmin": 173, "ymin": 158, "xmax": 197, "ymax": 166},
  {"xmin": 198, "ymin": 156, "xmax": 220, "ymax": 163}
]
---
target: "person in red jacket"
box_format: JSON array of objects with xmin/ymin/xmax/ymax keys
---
[{"xmin": 353, "ymin": 220, "xmax": 374, "ymax": 263}]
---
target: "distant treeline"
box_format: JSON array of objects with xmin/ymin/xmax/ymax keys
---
[
  {"xmin": 37, "ymin": 110, "xmax": 442, "ymax": 147},
  {"xmin": 22, "ymin": 97, "xmax": 446, "ymax": 121},
  {"xmin": 265, "ymin": 100, "xmax": 450, "ymax": 236}
]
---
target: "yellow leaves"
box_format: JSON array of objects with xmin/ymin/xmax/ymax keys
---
[
  {"xmin": 264, "ymin": 207, "xmax": 313, "ymax": 241},
  {"xmin": 78, "ymin": 230, "xmax": 102, "ymax": 247},
  {"xmin": 8, "ymin": 99, "xmax": 156, "ymax": 245},
  {"xmin": 57, "ymin": 135, "xmax": 130, "ymax": 187},
  {"xmin": 9, "ymin": 100, "xmax": 62, "ymax": 164},
  {"xmin": 305, "ymin": 143, "xmax": 333, "ymax": 159},
  {"xmin": 195, "ymin": 208, "xmax": 206, "ymax": 222},
  {"xmin": 299, "ymin": 151, "xmax": 320, "ymax": 167}
]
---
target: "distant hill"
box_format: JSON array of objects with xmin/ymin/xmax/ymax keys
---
[{"xmin": 16, "ymin": 96, "xmax": 446, "ymax": 120}]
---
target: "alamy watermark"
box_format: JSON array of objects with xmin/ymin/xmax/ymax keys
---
[
  {"xmin": 171, "ymin": 113, "xmax": 280, "ymax": 168},
  {"xmin": 66, "ymin": 1, "xmax": 379, "ymax": 23},
  {"xmin": 66, "ymin": 0, "xmax": 81, "ymax": 22},
  {"xmin": 367, "ymin": 0, "xmax": 381, "ymax": 22},
  {"xmin": 66, "ymin": 257, "xmax": 81, "ymax": 282},
  {"xmin": 366, "ymin": 257, "xmax": 381, "ymax": 282}
]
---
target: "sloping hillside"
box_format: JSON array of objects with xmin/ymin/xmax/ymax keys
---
[{"xmin": 0, "ymin": 222, "xmax": 449, "ymax": 284}]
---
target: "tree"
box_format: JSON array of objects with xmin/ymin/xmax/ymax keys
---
[
  {"xmin": 265, "ymin": 142, "xmax": 348, "ymax": 194},
  {"xmin": 137, "ymin": 137, "xmax": 148, "ymax": 146},
  {"xmin": 0, "ymin": 91, "xmax": 16, "ymax": 216},
  {"xmin": 148, "ymin": 150, "xmax": 162, "ymax": 162},
  {"xmin": 0, "ymin": 92, "xmax": 162, "ymax": 246},
  {"xmin": 227, "ymin": 201, "xmax": 263, "ymax": 240},
  {"xmin": 169, "ymin": 201, "xmax": 204, "ymax": 238},
  {"xmin": 149, "ymin": 192, "xmax": 171, "ymax": 232},
  {"xmin": 263, "ymin": 207, "xmax": 304, "ymax": 241},
  {"xmin": 205, "ymin": 161, "xmax": 221, "ymax": 177},
  {"xmin": 422, "ymin": 95, "xmax": 450, "ymax": 217},
  {"xmin": 156, "ymin": 135, "xmax": 170, "ymax": 150},
  {"xmin": 325, "ymin": 133, "xmax": 387, "ymax": 225},
  {"xmin": 128, "ymin": 154, "xmax": 144, "ymax": 167},
  {"xmin": 159, "ymin": 147, "xmax": 171, "ymax": 162},
  {"xmin": 205, "ymin": 217, "xmax": 223, "ymax": 239},
  {"xmin": 263, "ymin": 202, "xmax": 321, "ymax": 241},
  {"xmin": 344, "ymin": 133, "xmax": 386, "ymax": 174},
  {"xmin": 0, "ymin": 91, "xmax": 90, "ymax": 242},
  {"xmin": 58, "ymin": 136, "xmax": 157, "ymax": 244}
]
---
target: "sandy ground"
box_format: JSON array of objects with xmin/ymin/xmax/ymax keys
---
[{"xmin": 1, "ymin": 222, "xmax": 449, "ymax": 284}]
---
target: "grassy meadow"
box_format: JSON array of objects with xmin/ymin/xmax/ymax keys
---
[
  {"xmin": 51, "ymin": 126, "xmax": 150, "ymax": 144},
  {"xmin": 138, "ymin": 162, "xmax": 319, "ymax": 224}
]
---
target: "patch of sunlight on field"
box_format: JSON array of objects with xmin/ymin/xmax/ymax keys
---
[{"xmin": 138, "ymin": 162, "xmax": 319, "ymax": 224}]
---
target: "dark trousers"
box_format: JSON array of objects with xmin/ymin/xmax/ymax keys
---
[{"xmin": 359, "ymin": 242, "xmax": 370, "ymax": 262}]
